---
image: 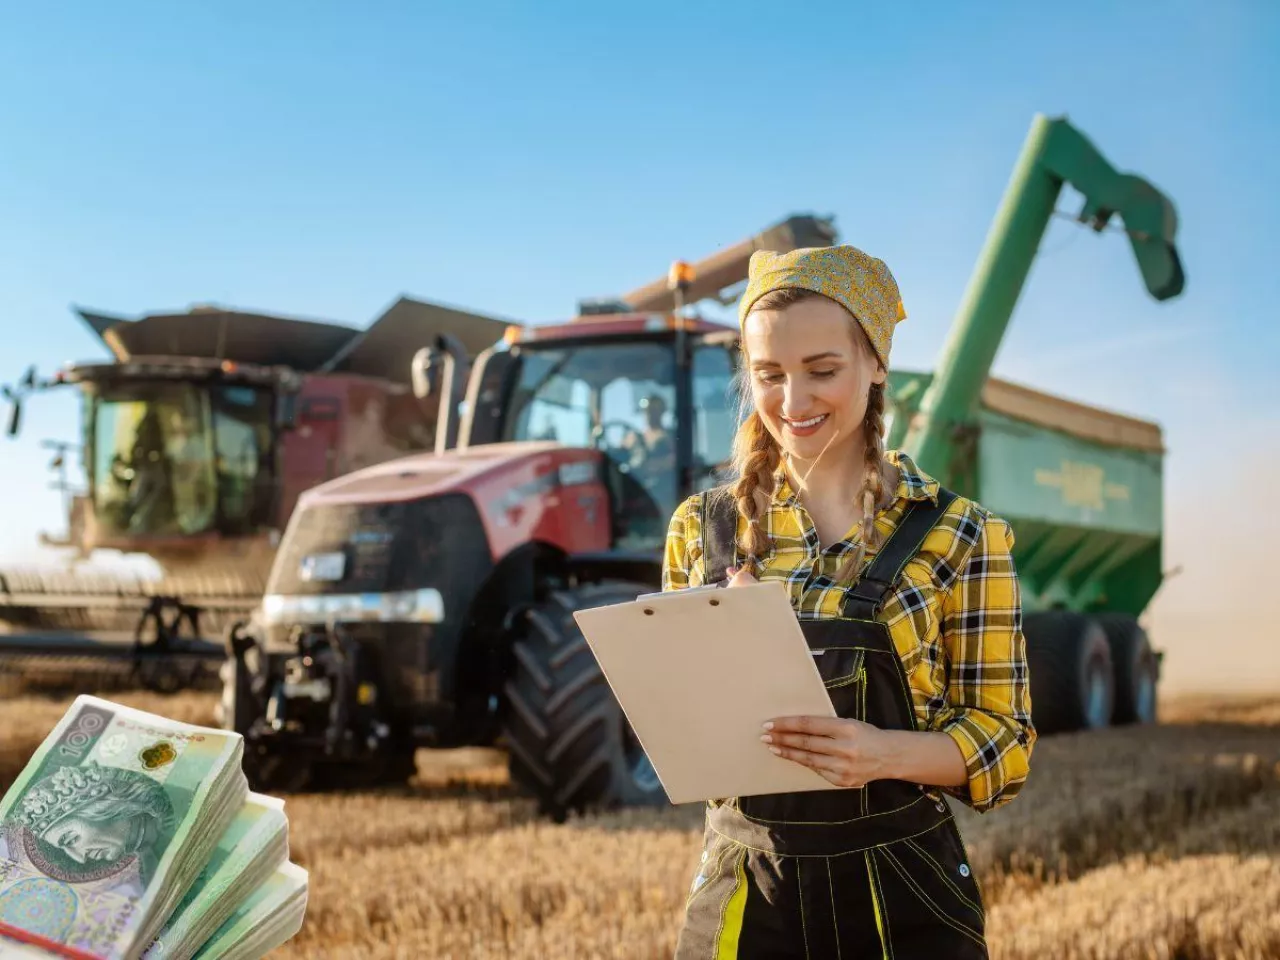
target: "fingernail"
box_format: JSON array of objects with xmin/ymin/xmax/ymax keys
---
[
  {"xmin": 760, "ymin": 734, "xmax": 772, "ymax": 744},
  {"xmin": 761, "ymin": 721, "xmax": 774, "ymax": 731},
  {"xmin": 769, "ymin": 747, "xmax": 781, "ymax": 756}
]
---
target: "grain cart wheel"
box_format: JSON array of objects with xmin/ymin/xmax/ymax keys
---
[
  {"xmin": 1023, "ymin": 611, "xmax": 1114, "ymax": 735},
  {"xmin": 1094, "ymin": 613, "xmax": 1159, "ymax": 726},
  {"xmin": 502, "ymin": 581, "xmax": 666, "ymax": 821}
]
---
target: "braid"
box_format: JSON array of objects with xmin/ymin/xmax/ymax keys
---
[
  {"xmin": 835, "ymin": 380, "xmax": 887, "ymax": 584},
  {"xmin": 728, "ymin": 410, "xmax": 780, "ymax": 577}
]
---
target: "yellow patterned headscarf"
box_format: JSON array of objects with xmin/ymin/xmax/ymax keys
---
[{"xmin": 738, "ymin": 245, "xmax": 907, "ymax": 368}]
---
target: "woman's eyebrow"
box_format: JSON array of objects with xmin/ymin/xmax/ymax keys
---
[{"xmin": 751, "ymin": 351, "xmax": 843, "ymax": 368}]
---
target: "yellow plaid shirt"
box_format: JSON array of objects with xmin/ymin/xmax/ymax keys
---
[{"xmin": 661, "ymin": 449, "xmax": 1035, "ymax": 813}]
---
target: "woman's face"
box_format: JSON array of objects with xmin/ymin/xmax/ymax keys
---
[{"xmin": 743, "ymin": 296, "xmax": 885, "ymax": 465}]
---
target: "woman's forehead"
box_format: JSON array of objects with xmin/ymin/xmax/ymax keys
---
[{"xmin": 743, "ymin": 302, "xmax": 857, "ymax": 362}]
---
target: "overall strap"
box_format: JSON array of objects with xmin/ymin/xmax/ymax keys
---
[
  {"xmin": 699, "ymin": 484, "xmax": 739, "ymax": 586},
  {"xmin": 841, "ymin": 487, "xmax": 959, "ymax": 620}
]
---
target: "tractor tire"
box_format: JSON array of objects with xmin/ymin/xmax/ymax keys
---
[
  {"xmin": 1094, "ymin": 613, "xmax": 1159, "ymax": 726},
  {"xmin": 1023, "ymin": 611, "xmax": 1114, "ymax": 736},
  {"xmin": 502, "ymin": 581, "xmax": 666, "ymax": 821}
]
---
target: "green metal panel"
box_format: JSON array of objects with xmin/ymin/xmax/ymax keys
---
[{"xmin": 974, "ymin": 410, "xmax": 1163, "ymax": 538}]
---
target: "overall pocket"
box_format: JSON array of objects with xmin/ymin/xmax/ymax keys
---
[{"xmin": 812, "ymin": 646, "xmax": 867, "ymax": 720}]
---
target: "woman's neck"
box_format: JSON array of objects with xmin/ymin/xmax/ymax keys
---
[{"xmin": 784, "ymin": 440, "xmax": 871, "ymax": 505}]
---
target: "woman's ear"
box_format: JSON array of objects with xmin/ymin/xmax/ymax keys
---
[{"xmin": 871, "ymin": 364, "xmax": 888, "ymax": 385}]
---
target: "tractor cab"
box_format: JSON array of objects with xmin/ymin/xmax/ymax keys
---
[{"xmin": 462, "ymin": 313, "xmax": 742, "ymax": 552}]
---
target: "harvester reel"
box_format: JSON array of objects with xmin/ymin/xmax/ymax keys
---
[{"xmin": 129, "ymin": 595, "xmax": 210, "ymax": 693}]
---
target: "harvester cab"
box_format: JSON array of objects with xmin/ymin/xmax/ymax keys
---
[{"xmin": 0, "ymin": 299, "xmax": 514, "ymax": 693}]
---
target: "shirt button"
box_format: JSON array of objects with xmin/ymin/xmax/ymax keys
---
[
  {"xmin": 935, "ymin": 801, "xmax": 947, "ymax": 812},
  {"xmin": 959, "ymin": 863, "xmax": 971, "ymax": 878}
]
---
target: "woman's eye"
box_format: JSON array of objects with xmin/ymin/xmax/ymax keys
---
[{"xmin": 811, "ymin": 369, "xmax": 836, "ymax": 379}]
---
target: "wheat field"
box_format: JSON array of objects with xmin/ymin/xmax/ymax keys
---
[{"xmin": 2, "ymin": 691, "xmax": 1278, "ymax": 959}]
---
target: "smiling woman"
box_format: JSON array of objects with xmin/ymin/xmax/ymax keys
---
[{"xmin": 662, "ymin": 245, "xmax": 1036, "ymax": 959}]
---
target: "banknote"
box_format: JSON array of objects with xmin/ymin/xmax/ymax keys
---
[
  {"xmin": 142, "ymin": 794, "xmax": 288, "ymax": 960},
  {"xmin": 0, "ymin": 696, "xmax": 246, "ymax": 960},
  {"xmin": 191, "ymin": 863, "xmax": 308, "ymax": 960}
]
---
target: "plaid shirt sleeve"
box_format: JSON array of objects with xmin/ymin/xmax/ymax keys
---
[
  {"xmin": 931, "ymin": 511, "xmax": 1036, "ymax": 813},
  {"xmin": 661, "ymin": 495, "xmax": 702, "ymax": 592}
]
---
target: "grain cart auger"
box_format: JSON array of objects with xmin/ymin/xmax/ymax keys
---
[
  {"xmin": 893, "ymin": 113, "xmax": 1184, "ymax": 735},
  {"xmin": 218, "ymin": 213, "xmax": 837, "ymax": 812},
  {"xmin": 0, "ymin": 299, "xmax": 515, "ymax": 695}
]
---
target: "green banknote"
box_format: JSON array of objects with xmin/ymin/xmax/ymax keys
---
[
  {"xmin": 191, "ymin": 863, "xmax": 308, "ymax": 960},
  {"xmin": 142, "ymin": 794, "xmax": 287, "ymax": 960},
  {"xmin": 0, "ymin": 696, "xmax": 245, "ymax": 960}
]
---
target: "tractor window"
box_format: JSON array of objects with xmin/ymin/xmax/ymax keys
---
[
  {"xmin": 503, "ymin": 341, "xmax": 678, "ymax": 540},
  {"xmin": 691, "ymin": 342, "xmax": 742, "ymax": 490}
]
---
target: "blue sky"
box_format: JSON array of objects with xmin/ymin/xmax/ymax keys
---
[{"xmin": 1, "ymin": 2, "xmax": 1277, "ymax": 689}]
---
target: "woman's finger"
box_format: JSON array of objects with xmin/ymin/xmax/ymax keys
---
[{"xmin": 763, "ymin": 730, "xmax": 842, "ymax": 756}]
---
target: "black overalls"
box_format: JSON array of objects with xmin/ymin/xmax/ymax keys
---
[{"xmin": 675, "ymin": 486, "xmax": 989, "ymax": 960}]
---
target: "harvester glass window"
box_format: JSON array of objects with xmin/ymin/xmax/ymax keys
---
[
  {"xmin": 91, "ymin": 383, "xmax": 218, "ymax": 536},
  {"xmin": 210, "ymin": 385, "xmax": 274, "ymax": 533}
]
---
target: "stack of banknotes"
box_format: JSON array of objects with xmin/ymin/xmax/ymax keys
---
[{"xmin": 0, "ymin": 696, "xmax": 308, "ymax": 960}]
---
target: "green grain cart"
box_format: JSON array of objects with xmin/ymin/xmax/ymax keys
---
[{"xmin": 888, "ymin": 114, "xmax": 1184, "ymax": 735}]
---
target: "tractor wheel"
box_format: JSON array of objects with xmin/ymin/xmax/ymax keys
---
[
  {"xmin": 1094, "ymin": 613, "xmax": 1159, "ymax": 726},
  {"xmin": 1023, "ymin": 611, "xmax": 1114, "ymax": 735},
  {"xmin": 502, "ymin": 581, "xmax": 666, "ymax": 821}
]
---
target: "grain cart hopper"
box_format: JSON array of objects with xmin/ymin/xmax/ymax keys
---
[
  {"xmin": 222, "ymin": 113, "xmax": 1183, "ymax": 819},
  {"xmin": 0, "ymin": 298, "xmax": 515, "ymax": 693},
  {"xmin": 894, "ymin": 113, "xmax": 1183, "ymax": 736}
]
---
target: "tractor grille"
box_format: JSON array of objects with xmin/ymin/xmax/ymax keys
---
[{"xmin": 269, "ymin": 493, "xmax": 490, "ymax": 597}]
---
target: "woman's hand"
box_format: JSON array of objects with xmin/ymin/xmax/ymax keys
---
[
  {"xmin": 724, "ymin": 565, "xmax": 758, "ymax": 587},
  {"xmin": 760, "ymin": 715, "xmax": 889, "ymax": 789}
]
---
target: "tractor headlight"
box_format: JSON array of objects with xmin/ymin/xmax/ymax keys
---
[{"xmin": 260, "ymin": 588, "xmax": 445, "ymax": 626}]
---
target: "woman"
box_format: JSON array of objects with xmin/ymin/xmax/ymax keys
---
[{"xmin": 662, "ymin": 244, "xmax": 1036, "ymax": 959}]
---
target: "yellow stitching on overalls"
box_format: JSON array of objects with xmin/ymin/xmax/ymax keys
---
[
  {"xmin": 865, "ymin": 850, "xmax": 894, "ymax": 960},
  {"xmin": 711, "ymin": 844, "xmax": 747, "ymax": 959},
  {"xmin": 859, "ymin": 669, "xmax": 870, "ymax": 817},
  {"xmin": 825, "ymin": 857, "xmax": 842, "ymax": 960},
  {"xmin": 830, "ymin": 616, "xmax": 920, "ymax": 732},
  {"xmin": 715, "ymin": 846, "xmax": 749, "ymax": 960},
  {"xmin": 880, "ymin": 846, "xmax": 985, "ymax": 947},
  {"xmin": 796, "ymin": 857, "xmax": 812, "ymax": 960},
  {"xmin": 685, "ymin": 834, "xmax": 735, "ymax": 911},
  {"xmin": 904, "ymin": 837, "xmax": 984, "ymax": 919},
  {"xmin": 736, "ymin": 792, "xmax": 926, "ymax": 826},
  {"xmin": 707, "ymin": 812, "xmax": 952, "ymax": 859}
]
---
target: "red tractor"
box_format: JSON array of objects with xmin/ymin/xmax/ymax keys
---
[{"xmin": 220, "ymin": 215, "xmax": 836, "ymax": 815}]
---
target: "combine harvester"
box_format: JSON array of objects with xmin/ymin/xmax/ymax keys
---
[
  {"xmin": 215, "ymin": 113, "xmax": 1185, "ymax": 816},
  {"xmin": 0, "ymin": 297, "xmax": 516, "ymax": 692}
]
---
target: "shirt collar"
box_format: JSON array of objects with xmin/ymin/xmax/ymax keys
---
[{"xmin": 771, "ymin": 448, "xmax": 940, "ymax": 508}]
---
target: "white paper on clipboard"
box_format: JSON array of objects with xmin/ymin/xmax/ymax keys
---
[{"xmin": 571, "ymin": 580, "xmax": 838, "ymax": 806}]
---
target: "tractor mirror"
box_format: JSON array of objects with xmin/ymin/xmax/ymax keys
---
[
  {"xmin": 412, "ymin": 346, "xmax": 443, "ymax": 401},
  {"xmin": 5, "ymin": 397, "xmax": 19, "ymax": 437}
]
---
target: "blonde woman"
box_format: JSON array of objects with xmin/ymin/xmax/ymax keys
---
[{"xmin": 662, "ymin": 245, "xmax": 1035, "ymax": 958}]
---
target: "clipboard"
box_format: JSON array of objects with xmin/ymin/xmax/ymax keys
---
[{"xmin": 572, "ymin": 580, "xmax": 839, "ymax": 805}]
